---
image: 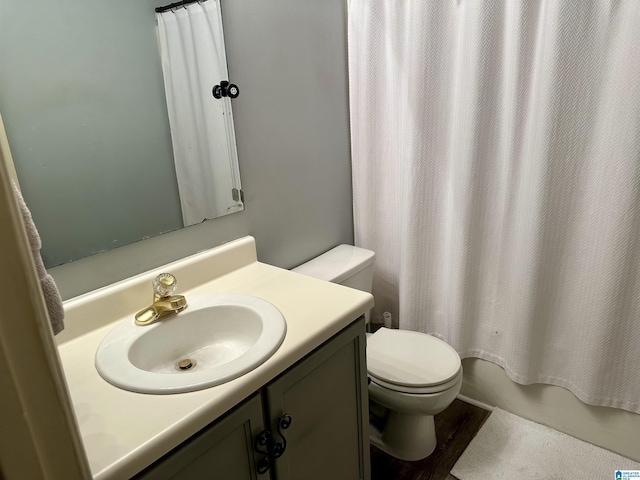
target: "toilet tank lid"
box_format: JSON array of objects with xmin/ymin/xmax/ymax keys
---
[{"xmin": 292, "ymin": 244, "xmax": 375, "ymax": 284}]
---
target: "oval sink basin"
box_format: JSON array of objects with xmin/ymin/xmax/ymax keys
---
[{"xmin": 95, "ymin": 293, "xmax": 286, "ymax": 394}]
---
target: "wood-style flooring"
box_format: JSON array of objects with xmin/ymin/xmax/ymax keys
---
[{"xmin": 370, "ymin": 399, "xmax": 490, "ymax": 480}]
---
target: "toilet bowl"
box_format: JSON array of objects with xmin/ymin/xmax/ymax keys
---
[
  {"xmin": 366, "ymin": 327, "xmax": 462, "ymax": 460},
  {"xmin": 293, "ymin": 245, "xmax": 462, "ymax": 461}
]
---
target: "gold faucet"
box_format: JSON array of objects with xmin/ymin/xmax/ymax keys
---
[{"xmin": 135, "ymin": 273, "xmax": 188, "ymax": 326}]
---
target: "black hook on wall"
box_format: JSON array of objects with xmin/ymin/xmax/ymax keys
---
[{"xmin": 212, "ymin": 80, "xmax": 239, "ymax": 99}]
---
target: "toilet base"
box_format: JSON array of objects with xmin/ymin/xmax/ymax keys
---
[{"xmin": 369, "ymin": 411, "xmax": 437, "ymax": 461}]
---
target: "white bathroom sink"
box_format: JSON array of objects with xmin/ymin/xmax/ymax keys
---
[{"xmin": 95, "ymin": 293, "xmax": 286, "ymax": 394}]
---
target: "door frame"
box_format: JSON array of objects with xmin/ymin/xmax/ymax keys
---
[{"xmin": 0, "ymin": 145, "xmax": 90, "ymax": 478}]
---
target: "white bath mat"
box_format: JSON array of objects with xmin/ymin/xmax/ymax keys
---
[{"xmin": 451, "ymin": 408, "xmax": 640, "ymax": 480}]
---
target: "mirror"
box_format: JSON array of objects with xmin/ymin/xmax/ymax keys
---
[{"xmin": 0, "ymin": 0, "xmax": 243, "ymax": 268}]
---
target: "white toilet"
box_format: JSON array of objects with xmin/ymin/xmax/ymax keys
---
[{"xmin": 293, "ymin": 245, "xmax": 462, "ymax": 461}]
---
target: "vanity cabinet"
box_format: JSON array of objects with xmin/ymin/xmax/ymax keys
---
[
  {"xmin": 134, "ymin": 393, "xmax": 266, "ymax": 479},
  {"xmin": 135, "ymin": 318, "xmax": 370, "ymax": 480}
]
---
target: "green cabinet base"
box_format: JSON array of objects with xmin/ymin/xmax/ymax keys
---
[{"xmin": 135, "ymin": 318, "xmax": 369, "ymax": 480}]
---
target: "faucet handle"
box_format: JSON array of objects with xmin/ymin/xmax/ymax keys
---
[{"xmin": 153, "ymin": 273, "xmax": 178, "ymax": 298}]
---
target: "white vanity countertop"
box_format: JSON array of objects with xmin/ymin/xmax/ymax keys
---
[{"xmin": 57, "ymin": 237, "xmax": 374, "ymax": 480}]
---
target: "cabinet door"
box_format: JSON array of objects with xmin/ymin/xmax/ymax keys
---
[
  {"xmin": 135, "ymin": 393, "xmax": 270, "ymax": 480},
  {"xmin": 264, "ymin": 319, "xmax": 370, "ymax": 480}
]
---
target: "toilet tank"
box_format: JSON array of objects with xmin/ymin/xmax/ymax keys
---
[{"xmin": 292, "ymin": 244, "xmax": 375, "ymax": 293}]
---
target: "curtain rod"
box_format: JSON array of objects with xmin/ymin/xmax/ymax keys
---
[{"xmin": 155, "ymin": 0, "xmax": 208, "ymax": 14}]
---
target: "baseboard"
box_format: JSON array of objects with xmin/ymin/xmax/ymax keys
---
[{"xmin": 456, "ymin": 393, "xmax": 494, "ymax": 412}]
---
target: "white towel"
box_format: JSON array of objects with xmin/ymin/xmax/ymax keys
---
[{"xmin": 12, "ymin": 183, "xmax": 64, "ymax": 335}]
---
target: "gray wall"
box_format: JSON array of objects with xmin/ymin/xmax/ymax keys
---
[{"xmin": 12, "ymin": 0, "xmax": 354, "ymax": 299}]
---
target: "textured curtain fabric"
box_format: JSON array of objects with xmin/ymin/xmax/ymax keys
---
[
  {"xmin": 349, "ymin": 0, "xmax": 640, "ymax": 413},
  {"xmin": 157, "ymin": 1, "xmax": 241, "ymax": 226}
]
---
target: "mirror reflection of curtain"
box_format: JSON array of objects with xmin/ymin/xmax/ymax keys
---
[{"xmin": 157, "ymin": 1, "xmax": 242, "ymax": 227}]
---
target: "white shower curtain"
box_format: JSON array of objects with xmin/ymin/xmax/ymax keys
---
[
  {"xmin": 349, "ymin": 0, "xmax": 640, "ymax": 413},
  {"xmin": 157, "ymin": 1, "xmax": 241, "ymax": 226}
]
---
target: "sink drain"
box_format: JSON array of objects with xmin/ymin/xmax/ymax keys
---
[{"xmin": 176, "ymin": 359, "xmax": 196, "ymax": 371}]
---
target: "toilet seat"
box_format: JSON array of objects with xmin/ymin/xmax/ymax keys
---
[
  {"xmin": 367, "ymin": 328, "xmax": 461, "ymax": 394},
  {"xmin": 369, "ymin": 369, "xmax": 462, "ymax": 394}
]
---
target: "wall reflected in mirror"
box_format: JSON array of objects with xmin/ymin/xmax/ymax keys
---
[{"xmin": 0, "ymin": 0, "xmax": 243, "ymax": 268}]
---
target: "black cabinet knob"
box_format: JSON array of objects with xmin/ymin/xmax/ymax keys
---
[{"xmin": 253, "ymin": 414, "xmax": 292, "ymax": 475}]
